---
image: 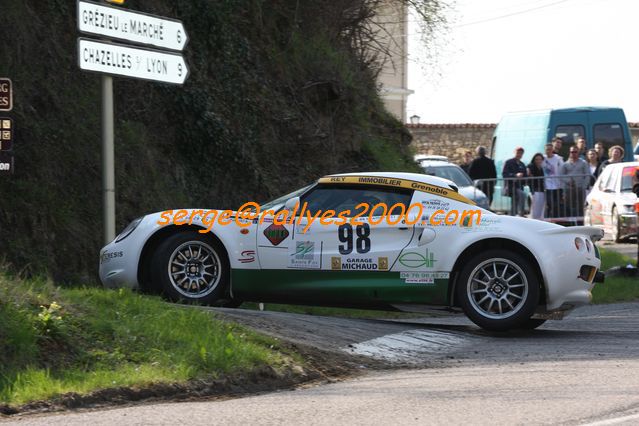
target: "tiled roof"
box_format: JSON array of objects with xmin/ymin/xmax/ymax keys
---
[{"xmin": 406, "ymin": 123, "xmax": 496, "ymax": 129}]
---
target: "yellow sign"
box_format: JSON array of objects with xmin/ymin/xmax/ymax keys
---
[
  {"xmin": 318, "ymin": 175, "xmax": 475, "ymax": 205},
  {"xmin": 106, "ymin": 0, "xmax": 125, "ymax": 4}
]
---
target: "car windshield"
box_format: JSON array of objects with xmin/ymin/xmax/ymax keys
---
[
  {"xmin": 422, "ymin": 165, "xmax": 473, "ymax": 187},
  {"xmin": 620, "ymin": 166, "xmax": 639, "ymax": 193},
  {"xmin": 260, "ymin": 183, "xmax": 315, "ymax": 210}
]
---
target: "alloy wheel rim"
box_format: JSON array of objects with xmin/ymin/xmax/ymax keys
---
[
  {"xmin": 168, "ymin": 241, "xmax": 221, "ymax": 298},
  {"xmin": 467, "ymin": 258, "xmax": 528, "ymax": 320}
]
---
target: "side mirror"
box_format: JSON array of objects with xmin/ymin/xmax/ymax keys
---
[{"xmin": 284, "ymin": 196, "xmax": 300, "ymax": 211}]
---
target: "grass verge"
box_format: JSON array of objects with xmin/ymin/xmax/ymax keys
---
[
  {"xmin": 591, "ymin": 248, "xmax": 639, "ymax": 304},
  {"xmin": 0, "ymin": 274, "xmax": 294, "ymax": 408}
]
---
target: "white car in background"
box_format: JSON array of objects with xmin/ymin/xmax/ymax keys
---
[
  {"xmin": 100, "ymin": 172, "xmax": 604, "ymax": 331},
  {"xmin": 585, "ymin": 161, "xmax": 639, "ymax": 242},
  {"xmin": 415, "ymin": 155, "xmax": 490, "ymax": 209}
]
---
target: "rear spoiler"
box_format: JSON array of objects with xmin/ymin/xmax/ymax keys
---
[{"xmin": 540, "ymin": 226, "xmax": 605, "ymax": 242}]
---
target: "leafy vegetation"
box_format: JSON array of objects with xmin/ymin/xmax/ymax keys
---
[
  {"xmin": 0, "ymin": 273, "xmax": 289, "ymax": 406},
  {"xmin": 0, "ymin": 0, "xmax": 436, "ymax": 282}
]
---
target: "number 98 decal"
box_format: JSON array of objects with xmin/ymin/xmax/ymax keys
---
[{"xmin": 338, "ymin": 223, "xmax": 371, "ymax": 254}]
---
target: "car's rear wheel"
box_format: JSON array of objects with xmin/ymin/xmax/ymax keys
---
[
  {"xmin": 150, "ymin": 231, "xmax": 239, "ymax": 306},
  {"xmin": 456, "ymin": 249, "xmax": 540, "ymax": 331}
]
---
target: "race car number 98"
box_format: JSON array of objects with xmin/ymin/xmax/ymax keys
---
[{"xmin": 338, "ymin": 223, "xmax": 371, "ymax": 254}]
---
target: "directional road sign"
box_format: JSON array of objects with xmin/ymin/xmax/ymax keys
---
[
  {"xmin": 78, "ymin": 38, "xmax": 189, "ymax": 84},
  {"xmin": 77, "ymin": 0, "xmax": 188, "ymax": 51}
]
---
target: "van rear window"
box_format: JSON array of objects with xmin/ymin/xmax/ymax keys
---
[
  {"xmin": 594, "ymin": 123, "xmax": 625, "ymax": 156},
  {"xmin": 555, "ymin": 125, "xmax": 584, "ymax": 157}
]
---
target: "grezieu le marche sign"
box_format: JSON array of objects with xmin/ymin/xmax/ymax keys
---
[{"xmin": 77, "ymin": 0, "xmax": 188, "ymax": 51}]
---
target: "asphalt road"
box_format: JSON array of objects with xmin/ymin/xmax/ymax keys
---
[{"xmin": 8, "ymin": 302, "xmax": 639, "ymax": 425}]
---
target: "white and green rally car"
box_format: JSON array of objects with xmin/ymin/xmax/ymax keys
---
[{"xmin": 99, "ymin": 172, "xmax": 604, "ymax": 331}]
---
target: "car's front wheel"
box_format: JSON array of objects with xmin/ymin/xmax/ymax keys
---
[
  {"xmin": 150, "ymin": 231, "xmax": 236, "ymax": 306},
  {"xmin": 456, "ymin": 249, "xmax": 540, "ymax": 331}
]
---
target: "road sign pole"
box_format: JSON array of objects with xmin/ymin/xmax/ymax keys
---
[{"xmin": 102, "ymin": 75, "xmax": 116, "ymax": 244}]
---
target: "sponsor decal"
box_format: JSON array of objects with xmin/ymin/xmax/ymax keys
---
[
  {"xmin": 100, "ymin": 250, "xmax": 123, "ymax": 264},
  {"xmin": 330, "ymin": 256, "xmax": 388, "ymax": 271},
  {"xmin": 238, "ymin": 250, "xmax": 255, "ymax": 263},
  {"xmin": 422, "ymin": 199, "xmax": 450, "ymax": 211},
  {"xmin": 317, "ymin": 175, "xmax": 475, "ymax": 205},
  {"xmin": 331, "ymin": 256, "xmax": 341, "ymax": 270},
  {"xmin": 288, "ymin": 240, "xmax": 320, "ymax": 269},
  {"xmin": 378, "ymin": 257, "xmax": 388, "ymax": 270},
  {"xmin": 263, "ymin": 223, "xmax": 289, "ymax": 246},
  {"xmin": 400, "ymin": 271, "xmax": 449, "ymax": 284},
  {"xmin": 398, "ymin": 250, "xmax": 436, "ymax": 268},
  {"xmin": 459, "ymin": 216, "xmax": 502, "ymax": 233}
]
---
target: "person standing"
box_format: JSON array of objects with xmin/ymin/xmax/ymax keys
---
[
  {"xmin": 594, "ymin": 142, "xmax": 608, "ymax": 164},
  {"xmin": 502, "ymin": 147, "xmax": 528, "ymax": 216},
  {"xmin": 560, "ymin": 146, "xmax": 590, "ymax": 218},
  {"xmin": 468, "ymin": 146, "xmax": 497, "ymax": 204},
  {"xmin": 460, "ymin": 151, "xmax": 473, "ymax": 174},
  {"xmin": 527, "ymin": 153, "xmax": 546, "ymax": 219},
  {"xmin": 586, "ymin": 148, "xmax": 599, "ymax": 189},
  {"xmin": 597, "ymin": 145, "xmax": 625, "ymax": 175},
  {"xmin": 575, "ymin": 137, "xmax": 587, "ymax": 160},
  {"xmin": 543, "ymin": 142, "xmax": 564, "ymax": 218},
  {"xmin": 552, "ymin": 137, "xmax": 564, "ymax": 159}
]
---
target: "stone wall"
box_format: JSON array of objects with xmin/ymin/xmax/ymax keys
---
[{"xmin": 407, "ymin": 123, "xmax": 497, "ymax": 165}]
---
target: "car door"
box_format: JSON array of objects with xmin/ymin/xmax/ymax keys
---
[
  {"xmin": 255, "ymin": 182, "xmax": 416, "ymax": 304},
  {"xmin": 589, "ymin": 167, "xmax": 612, "ymax": 226},
  {"xmin": 601, "ymin": 167, "xmax": 619, "ymax": 230}
]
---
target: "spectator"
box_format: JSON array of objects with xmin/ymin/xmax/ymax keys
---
[
  {"xmin": 468, "ymin": 146, "xmax": 497, "ymax": 204},
  {"xmin": 460, "ymin": 151, "xmax": 473, "ymax": 174},
  {"xmin": 586, "ymin": 148, "xmax": 599, "ymax": 188},
  {"xmin": 575, "ymin": 137, "xmax": 587, "ymax": 160},
  {"xmin": 552, "ymin": 137, "xmax": 564, "ymax": 159},
  {"xmin": 560, "ymin": 146, "xmax": 590, "ymax": 218},
  {"xmin": 597, "ymin": 145, "xmax": 624, "ymax": 175},
  {"xmin": 502, "ymin": 147, "xmax": 528, "ymax": 217},
  {"xmin": 527, "ymin": 153, "xmax": 546, "ymax": 220},
  {"xmin": 543, "ymin": 142, "xmax": 564, "ymax": 218},
  {"xmin": 594, "ymin": 142, "xmax": 608, "ymax": 164}
]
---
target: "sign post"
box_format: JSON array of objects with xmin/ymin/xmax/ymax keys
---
[
  {"xmin": 76, "ymin": 0, "xmax": 189, "ymax": 244},
  {"xmin": 102, "ymin": 75, "xmax": 116, "ymax": 243}
]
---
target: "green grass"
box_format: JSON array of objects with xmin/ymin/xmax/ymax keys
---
[
  {"xmin": 0, "ymin": 275, "xmax": 289, "ymax": 406},
  {"xmin": 591, "ymin": 248, "xmax": 639, "ymax": 304}
]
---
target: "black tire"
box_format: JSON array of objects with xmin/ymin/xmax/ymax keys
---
[
  {"xmin": 150, "ymin": 231, "xmax": 233, "ymax": 305},
  {"xmin": 611, "ymin": 206, "xmax": 621, "ymax": 243},
  {"xmin": 519, "ymin": 318, "xmax": 547, "ymax": 330},
  {"xmin": 456, "ymin": 249, "xmax": 540, "ymax": 331}
]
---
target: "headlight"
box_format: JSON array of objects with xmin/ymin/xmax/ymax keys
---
[
  {"xmin": 621, "ymin": 205, "xmax": 636, "ymax": 214},
  {"xmin": 115, "ymin": 217, "xmax": 143, "ymax": 243}
]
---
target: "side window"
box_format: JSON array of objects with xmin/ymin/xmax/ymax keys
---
[
  {"xmin": 555, "ymin": 125, "xmax": 585, "ymax": 158},
  {"xmin": 593, "ymin": 123, "xmax": 625, "ymax": 157},
  {"xmin": 300, "ymin": 184, "xmax": 413, "ymax": 217},
  {"xmin": 598, "ymin": 167, "xmax": 612, "ymax": 191},
  {"xmin": 605, "ymin": 169, "xmax": 619, "ymax": 193}
]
